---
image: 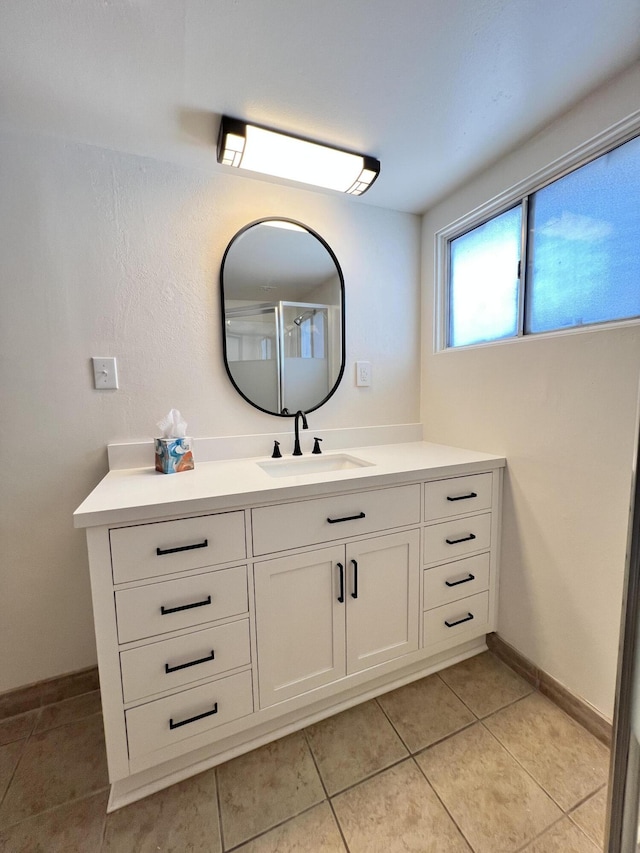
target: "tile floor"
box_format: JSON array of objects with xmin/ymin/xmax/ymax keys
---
[{"xmin": 0, "ymin": 652, "xmax": 610, "ymax": 852}]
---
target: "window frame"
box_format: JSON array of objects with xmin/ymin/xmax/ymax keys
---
[{"xmin": 434, "ymin": 111, "xmax": 640, "ymax": 352}]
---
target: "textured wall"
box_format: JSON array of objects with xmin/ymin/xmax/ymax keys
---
[{"xmin": 421, "ymin": 63, "xmax": 640, "ymax": 718}]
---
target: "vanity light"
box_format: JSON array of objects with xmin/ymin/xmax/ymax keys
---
[{"xmin": 217, "ymin": 116, "xmax": 380, "ymax": 195}]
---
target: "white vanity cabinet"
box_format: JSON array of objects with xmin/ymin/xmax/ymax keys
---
[
  {"xmin": 75, "ymin": 442, "xmax": 504, "ymax": 811},
  {"xmin": 255, "ymin": 529, "xmax": 420, "ymax": 707}
]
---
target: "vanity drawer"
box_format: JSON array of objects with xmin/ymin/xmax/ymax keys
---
[
  {"xmin": 252, "ymin": 484, "xmax": 421, "ymax": 556},
  {"xmin": 110, "ymin": 512, "xmax": 246, "ymax": 584},
  {"xmin": 424, "ymin": 473, "xmax": 492, "ymax": 522},
  {"xmin": 423, "ymin": 591, "xmax": 489, "ymax": 648},
  {"xmin": 423, "ymin": 513, "xmax": 491, "ymax": 565},
  {"xmin": 120, "ymin": 619, "xmax": 251, "ymax": 703},
  {"xmin": 115, "ymin": 565, "xmax": 248, "ymax": 644},
  {"xmin": 125, "ymin": 670, "xmax": 254, "ymax": 760},
  {"xmin": 423, "ymin": 553, "xmax": 490, "ymax": 610}
]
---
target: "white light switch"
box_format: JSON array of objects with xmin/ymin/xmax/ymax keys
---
[
  {"xmin": 92, "ymin": 357, "xmax": 119, "ymax": 390},
  {"xmin": 356, "ymin": 360, "xmax": 371, "ymax": 387}
]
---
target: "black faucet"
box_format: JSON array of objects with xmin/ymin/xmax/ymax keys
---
[{"xmin": 292, "ymin": 410, "xmax": 308, "ymax": 456}]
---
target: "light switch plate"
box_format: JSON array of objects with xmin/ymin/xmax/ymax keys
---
[{"xmin": 92, "ymin": 357, "xmax": 118, "ymax": 390}]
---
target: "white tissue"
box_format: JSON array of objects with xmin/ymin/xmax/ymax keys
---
[{"xmin": 157, "ymin": 408, "xmax": 188, "ymax": 439}]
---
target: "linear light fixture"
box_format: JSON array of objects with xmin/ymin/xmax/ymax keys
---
[{"xmin": 217, "ymin": 116, "xmax": 380, "ymax": 196}]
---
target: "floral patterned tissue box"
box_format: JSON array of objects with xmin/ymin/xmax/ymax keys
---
[{"xmin": 154, "ymin": 437, "xmax": 194, "ymax": 473}]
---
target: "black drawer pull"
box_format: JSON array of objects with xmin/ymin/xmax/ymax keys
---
[
  {"xmin": 446, "ymin": 492, "xmax": 478, "ymax": 502},
  {"xmin": 445, "ymin": 573, "xmax": 475, "ymax": 588},
  {"xmin": 445, "ymin": 533, "xmax": 477, "ymax": 545},
  {"xmin": 169, "ymin": 703, "xmax": 218, "ymax": 730},
  {"xmin": 337, "ymin": 563, "xmax": 345, "ymax": 603},
  {"xmin": 327, "ymin": 512, "xmax": 366, "ymax": 524},
  {"xmin": 165, "ymin": 650, "xmax": 215, "ymax": 674},
  {"xmin": 160, "ymin": 595, "xmax": 212, "ymax": 615},
  {"xmin": 445, "ymin": 613, "xmax": 474, "ymax": 628},
  {"xmin": 351, "ymin": 559, "xmax": 358, "ymax": 599},
  {"xmin": 156, "ymin": 539, "xmax": 208, "ymax": 556}
]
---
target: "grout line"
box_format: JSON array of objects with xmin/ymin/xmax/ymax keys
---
[
  {"xmin": 411, "ymin": 755, "xmax": 475, "ymax": 852},
  {"xmin": 302, "ymin": 729, "xmax": 351, "ymax": 853},
  {"xmin": 214, "ymin": 765, "xmax": 227, "ymax": 853},
  {"xmin": 511, "ymin": 814, "xmax": 568, "ymax": 852},
  {"xmin": 0, "ymin": 787, "xmax": 110, "ymax": 834},
  {"xmin": 222, "ymin": 801, "xmax": 329, "ymax": 853}
]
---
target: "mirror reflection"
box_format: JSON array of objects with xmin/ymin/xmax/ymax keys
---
[{"xmin": 221, "ymin": 219, "xmax": 345, "ymax": 415}]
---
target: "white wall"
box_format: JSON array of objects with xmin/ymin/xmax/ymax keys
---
[
  {"xmin": 421, "ymin": 62, "xmax": 640, "ymax": 718},
  {"xmin": 0, "ymin": 16, "xmax": 420, "ymax": 692}
]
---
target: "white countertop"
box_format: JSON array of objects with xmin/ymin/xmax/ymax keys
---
[{"xmin": 74, "ymin": 441, "xmax": 505, "ymax": 528}]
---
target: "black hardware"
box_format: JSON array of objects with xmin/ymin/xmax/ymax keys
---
[
  {"xmin": 445, "ymin": 533, "xmax": 477, "ymax": 545},
  {"xmin": 160, "ymin": 595, "xmax": 212, "ymax": 615},
  {"xmin": 351, "ymin": 559, "xmax": 358, "ymax": 599},
  {"xmin": 312, "ymin": 437, "xmax": 323, "ymax": 455},
  {"xmin": 271, "ymin": 440, "xmax": 282, "ymax": 459},
  {"xmin": 292, "ymin": 410, "xmax": 308, "ymax": 456},
  {"xmin": 156, "ymin": 539, "xmax": 208, "ymax": 556},
  {"xmin": 169, "ymin": 703, "xmax": 218, "ymax": 730},
  {"xmin": 445, "ymin": 613, "xmax": 474, "ymax": 628},
  {"xmin": 327, "ymin": 511, "xmax": 366, "ymax": 524},
  {"xmin": 445, "ymin": 573, "xmax": 475, "ymax": 588},
  {"xmin": 446, "ymin": 492, "xmax": 478, "ymax": 502},
  {"xmin": 165, "ymin": 650, "xmax": 215, "ymax": 674},
  {"xmin": 337, "ymin": 563, "xmax": 345, "ymax": 603}
]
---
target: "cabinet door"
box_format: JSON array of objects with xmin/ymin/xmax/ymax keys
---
[
  {"xmin": 254, "ymin": 546, "xmax": 346, "ymax": 708},
  {"xmin": 346, "ymin": 529, "xmax": 419, "ymax": 674}
]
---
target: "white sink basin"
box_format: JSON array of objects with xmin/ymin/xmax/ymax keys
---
[{"xmin": 258, "ymin": 453, "xmax": 374, "ymax": 478}]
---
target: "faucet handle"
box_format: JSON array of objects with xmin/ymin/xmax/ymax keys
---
[
  {"xmin": 312, "ymin": 437, "xmax": 323, "ymax": 455},
  {"xmin": 271, "ymin": 440, "xmax": 282, "ymax": 459}
]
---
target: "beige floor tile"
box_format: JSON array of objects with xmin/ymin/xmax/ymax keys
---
[
  {"xmin": 102, "ymin": 769, "xmax": 220, "ymax": 852},
  {"xmin": 570, "ymin": 786, "xmax": 608, "ymax": 849},
  {"xmin": 332, "ymin": 758, "xmax": 470, "ymax": 853},
  {"xmin": 0, "ymin": 740, "xmax": 26, "ymax": 803},
  {"xmin": 217, "ymin": 732, "xmax": 325, "ymax": 849},
  {"xmin": 306, "ymin": 700, "xmax": 408, "ymax": 794},
  {"xmin": 521, "ymin": 817, "xmax": 600, "ymax": 852},
  {"xmin": 417, "ymin": 723, "xmax": 561, "ymax": 853},
  {"xmin": 35, "ymin": 691, "xmax": 102, "ymax": 733},
  {"xmin": 484, "ymin": 692, "xmax": 609, "ymax": 810},
  {"xmin": 0, "ymin": 790, "xmax": 108, "ymax": 852},
  {"xmin": 377, "ymin": 674, "xmax": 475, "ymax": 752},
  {"xmin": 236, "ymin": 802, "xmax": 346, "ymax": 852},
  {"xmin": 439, "ymin": 651, "xmax": 533, "ymax": 717},
  {"xmin": 0, "ymin": 713, "xmax": 108, "ymax": 828},
  {"xmin": 0, "ymin": 710, "xmax": 39, "ymax": 747}
]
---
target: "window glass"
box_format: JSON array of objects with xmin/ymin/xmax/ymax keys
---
[
  {"xmin": 449, "ymin": 206, "xmax": 521, "ymax": 347},
  {"xmin": 526, "ymin": 135, "xmax": 640, "ymax": 334}
]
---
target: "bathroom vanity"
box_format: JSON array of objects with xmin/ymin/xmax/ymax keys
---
[{"xmin": 74, "ymin": 439, "xmax": 505, "ymax": 810}]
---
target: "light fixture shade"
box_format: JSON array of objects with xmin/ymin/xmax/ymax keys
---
[{"xmin": 217, "ymin": 116, "xmax": 380, "ymax": 195}]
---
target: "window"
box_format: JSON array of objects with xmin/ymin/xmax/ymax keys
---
[{"xmin": 440, "ymin": 129, "xmax": 640, "ymax": 349}]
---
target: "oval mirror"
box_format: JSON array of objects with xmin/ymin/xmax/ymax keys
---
[{"xmin": 220, "ymin": 218, "xmax": 345, "ymax": 416}]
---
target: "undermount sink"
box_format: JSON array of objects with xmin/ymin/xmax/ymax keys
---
[{"xmin": 258, "ymin": 453, "xmax": 374, "ymax": 478}]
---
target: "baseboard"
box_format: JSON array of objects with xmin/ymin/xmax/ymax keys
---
[
  {"xmin": 0, "ymin": 666, "xmax": 100, "ymax": 721},
  {"xmin": 487, "ymin": 633, "xmax": 612, "ymax": 746}
]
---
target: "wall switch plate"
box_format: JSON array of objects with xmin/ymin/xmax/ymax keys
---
[
  {"xmin": 356, "ymin": 360, "xmax": 371, "ymax": 387},
  {"xmin": 92, "ymin": 357, "xmax": 119, "ymax": 390}
]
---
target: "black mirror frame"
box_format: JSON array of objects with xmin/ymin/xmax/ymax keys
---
[{"xmin": 220, "ymin": 217, "xmax": 346, "ymax": 418}]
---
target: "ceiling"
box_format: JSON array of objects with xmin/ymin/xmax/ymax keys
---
[
  {"xmin": 1, "ymin": 0, "xmax": 639, "ymax": 214},
  {"xmin": 188, "ymin": 0, "xmax": 640, "ymax": 213}
]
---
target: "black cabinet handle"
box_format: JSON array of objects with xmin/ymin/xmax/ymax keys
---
[
  {"xmin": 445, "ymin": 573, "xmax": 475, "ymax": 588},
  {"xmin": 160, "ymin": 595, "xmax": 212, "ymax": 615},
  {"xmin": 327, "ymin": 512, "xmax": 366, "ymax": 524},
  {"xmin": 446, "ymin": 492, "xmax": 478, "ymax": 502},
  {"xmin": 445, "ymin": 533, "xmax": 477, "ymax": 545},
  {"xmin": 156, "ymin": 539, "xmax": 208, "ymax": 556},
  {"xmin": 337, "ymin": 563, "xmax": 345, "ymax": 603},
  {"xmin": 351, "ymin": 559, "xmax": 358, "ymax": 599},
  {"xmin": 165, "ymin": 650, "xmax": 215, "ymax": 674},
  {"xmin": 445, "ymin": 613, "xmax": 474, "ymax": 628},
  {"xmin": 169, "ymin": 703, "xmax": 218, "ymax": 730}
]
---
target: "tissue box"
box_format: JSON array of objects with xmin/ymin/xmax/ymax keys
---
[{"xmin": 155, "ymin": 437, "xmax": 194, "ymax": 474}]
